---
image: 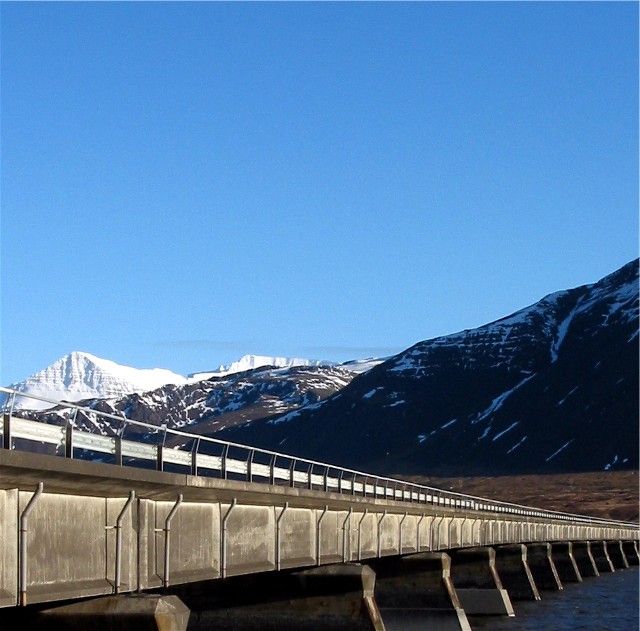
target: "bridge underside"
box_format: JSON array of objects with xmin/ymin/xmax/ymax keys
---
[{"xmin": 0, "ymin": 449, "xmax": 637, "ymax": 629}]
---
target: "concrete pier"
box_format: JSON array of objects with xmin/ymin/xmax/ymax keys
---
[
  {"xmin": 590, "ymin": 541, "xmax": 615, "ymax": 573},
  {"xmin": 39, "ymin": 594, "xmax": 190, "ymax": 631},
  {"xmin": 551, "ymin": 542, "xmax": 582, "ymax": 583},
  {"xmin": 571, "ymin": 541, "xmax": 599, "ymax": 577},
  {"xmin": 526, "ymin": 543, "xmax": 563, "ymax": 590},
  {"xmin": 171, "ymin": 564, "xmax": 384, "ymax": 631},
  {"xmin": 494, "ymin": 544, "xmax": 540, "ymax": 600},
  {"xmin": 368, "ymin": 552, "xmax": 471, "ymax": 631},
  {"xmin": 449, "ymin": 547, "xmax": 514, "ymax": 616},
  {"xmin": 607, "ymin": 541, "xmax": 629, "ymax": 569}
]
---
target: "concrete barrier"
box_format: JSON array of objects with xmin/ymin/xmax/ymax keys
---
[
  {"xmin": 495, "ymin": 544, "xmax": 540, "ymax": 601},
  {"xmin": 368, "ymin": 552, "xmax": 471, "ymax": 631},
  {"xmin": 526, "ymin": 543, "xmax": 562, "ymax": 591},
  {"xmin": 449, "ymin": 547, "xmax": 514, "ymax": 616}
]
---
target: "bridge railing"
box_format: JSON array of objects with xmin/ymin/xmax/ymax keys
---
[{"xmin": 0, "ymin": 386, "xmax": 635, "ymax": 530}]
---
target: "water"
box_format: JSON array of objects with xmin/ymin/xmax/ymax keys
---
[{"xmin": 471, "ymin": 567, "xmax": 639, "ymax": 631}]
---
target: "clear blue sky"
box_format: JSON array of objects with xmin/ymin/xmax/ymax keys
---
[{"xmin": 1, "ymin": 2, "xmax": 638, "ymax": 385}]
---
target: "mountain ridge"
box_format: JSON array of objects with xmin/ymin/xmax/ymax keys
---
[{"xmin": 5, "ymin": 259, "xmax": 638, "ymax": 477}]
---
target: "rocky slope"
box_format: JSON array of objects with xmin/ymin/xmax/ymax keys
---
[{"xmin": 215, "ymin": 260, "xmax": 639, "ymax": 476}]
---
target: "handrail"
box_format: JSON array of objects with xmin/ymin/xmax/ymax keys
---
[{"xmin": 0, "ymin": 386, "xmax": 637, "ymax": 531}]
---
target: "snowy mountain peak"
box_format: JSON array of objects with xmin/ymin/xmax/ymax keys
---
[
  {"xmin": 4, "ymin": 351, "xmax": 188, "ymax": 410},
  {"xmin": 189, "ymin": 354, "xmax": 333, "ymax": 380}
]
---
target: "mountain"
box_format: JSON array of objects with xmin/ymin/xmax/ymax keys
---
[
  {"xmin": 7, "ymin": 261, "xmax": 638, "ymax": 477},
  {"xmin": 3, "ymin": 351, "xmax": 188, "ymax": 410},
  {"xmin": 214, "ymin": 260, "xmax": 639, "ymax": 476},
  {"xmin": 189, "ymin": 354, "xmax": 334, "ymax": 379},
  {"xmin": 19, "ymin": 363, "xmax": 358, "ymax": 440}
]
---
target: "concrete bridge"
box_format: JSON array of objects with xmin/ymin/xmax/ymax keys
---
[{"xmin": 0, "ymin": 386, "xmax": 638, "ymax": 630}]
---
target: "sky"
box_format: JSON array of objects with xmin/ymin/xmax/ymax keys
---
[{"xmin": 1, "ymin": 2, "xmax": 638, "ymax": 386}]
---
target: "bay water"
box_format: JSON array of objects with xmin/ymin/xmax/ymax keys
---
[{"xmin": 471, "ymin": 567, "xmax": 639, "ymax": 631}]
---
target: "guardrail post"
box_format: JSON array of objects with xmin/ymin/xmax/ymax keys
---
[
  {"xmin": 221, "ymin": 444, "xmax": 229, "ymax": 479},
  {"xmin": 247, "ymin": 449, "xmax": 255, "ymax": 483},
  {"xmin": 2, "ymin": 413, "xmax": 10, "ymax": 449},
  {"xmin": 289, "ymin": 459, "xmax": 296, "ymax": 488},
  {"xmin": 307, "ymin": 463, "xmax": 313, "ymax": 490},
  {"xmin": 115, "ymin": 435, "xmax": 123, "ymax": 466},
  {"xmin": 269, "ymin": 454, "xmax": 276, "ymax": 485},
  {"xmin": 191, "ymin": 438, "xmax": 200, "ymax": 476},
  {"xmin": 65, "ymin": 424, "xmax": 74, "ymax": 459},
  {"xmin": 156, "ymin": 445, "xmax": 164, "ymax": 472}
]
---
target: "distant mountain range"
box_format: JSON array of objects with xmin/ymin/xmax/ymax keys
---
[{"xmin": 5, "ymin": 260, "xmax": 638, "ymax": 477}]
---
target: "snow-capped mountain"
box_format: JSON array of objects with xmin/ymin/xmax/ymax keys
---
[
  {"xmin": 216, "ymin": 259, "xmax": 639, "ymax": 476},
  {"xmin": 3, "ymin": 351, "xmax": 188, "ymax": 410},
  {"xmin": 189, "ymin": 354, "xmax": 334, "ymax": 380},
  {"xmin": 7, "ymin": 260, "xmax": 638, "ymax": 478},
  {"xmin": 20, "ymin": 363, "xmax": 358, "ymax": 440}
]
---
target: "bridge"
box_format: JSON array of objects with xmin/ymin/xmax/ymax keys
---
[{"xmin": 0, "ymin": 386, "xmax": 638, "ymax": 630}]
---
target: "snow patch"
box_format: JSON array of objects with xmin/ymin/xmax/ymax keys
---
[
  {"xmin": 545, "ymin": 440, "xmax": 574, "ymax": 462},
  {"xmin": 492, "ymin": 421, "xmax": 519, "ymax": 442}
]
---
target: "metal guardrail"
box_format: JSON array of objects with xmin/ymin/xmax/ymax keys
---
[{"xmin": 0, "ymin": 386, "xmax": 636, "ymax": 530}]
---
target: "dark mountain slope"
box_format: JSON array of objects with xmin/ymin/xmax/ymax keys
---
[{"xmin": 216, "ymin": 260, "xmax": 639, "ymax": 476}]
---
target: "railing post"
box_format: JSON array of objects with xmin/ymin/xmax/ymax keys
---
[
  {"xmin": 221, "ymin": 444, "xmax": 229, "ymax": 479},
  {"xmin": 307, "ymin": 463, "xmax": 313, "ymax": 490},
  {"xmin": 191, "ymin": 438, "xmax": 200, "ymax": 476},
  {"xmin": 289, "ymin": 459, "xmax": 297, "ymax": 488},
  {"xmin": 2, "ymin": 413, "xmax": 11, "ymax": 450},
  {"xmin": 115, "ymin": 435, "xmax": 123, "ymax": 466},
  {"xmin": 247, "ymin": 449, "xmax": 255, "ymax": 483},
  {"xmin": 269, "ymin": 454, "xmax": 276, "ymax": 485},
  {"xmin": 65, "ymin": 424, "xmax": 74, "ymax": 459},
  {"xmin": 156, "ymin": 445, "xmax": 164, "ymax": 472}
]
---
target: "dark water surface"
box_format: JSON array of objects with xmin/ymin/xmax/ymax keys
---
[{"xmin": 471, "ymin": 567, "xmax": 639, "ymax": 631}]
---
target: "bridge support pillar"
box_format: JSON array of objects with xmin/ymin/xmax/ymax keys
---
[
  {"xmin": 367, "ymin": 552, "xmax": 471, "ymax": 631},
  {"xmin": 172, "ymin": 563, "xmax": 385, "ymax": 630},
  {"xmin": 551, "ymin": 542, "xmax": 582, "ymax": 583},
  {"xmin": 38, "ymin": 594, "xmax": 190, "ymax": 631},
  {"xmin": 571, "ymin": 541, "xmax": 599, "ymax": 577},
  {"xmin": 448, "ymin": 547, "xmax": 514, "ymax": 616},
  {"xmin": 607, "ymin": 541, "xmax": 629, "ymax": 569},
  {"xmin": 525, "ymin": 543, "xmax": 563, "ymax": 590},
  {"xmin": 494, "ymin": 544, "xmax": 540, "ymax": 600},
  {"xmin": 590, "ymin": 541, "xmax": 615, "ymax": 573},
  {"xmin": 622, "ymin": 541, "xmax": 639, "ymax": 565}
]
